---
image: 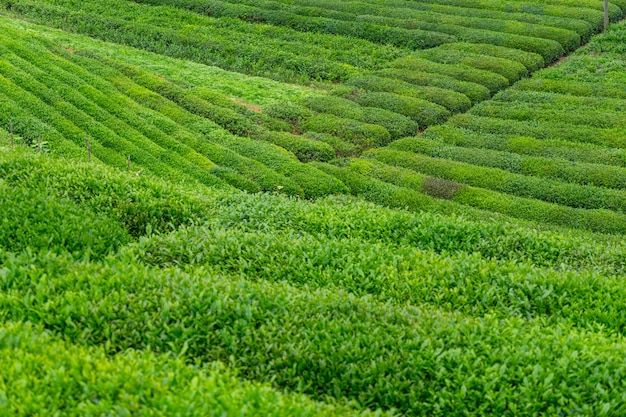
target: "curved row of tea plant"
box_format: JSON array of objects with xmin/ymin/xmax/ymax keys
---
[
  {"xmin": 0, "ymin": 322, "xmax": 367, "ymax": 416},
  {"xmin": 355, "ymin": 20, "xmax": 626, "ymax": 234},
  {"xmin": 2, "ymin": 0, "xmax": 618, "ymax": 136}
]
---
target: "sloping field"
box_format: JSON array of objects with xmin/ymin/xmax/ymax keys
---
[
  {"xmin": 2, "ymin": 0, "xmax": 626, "ymax": 415},
  {"xmin": 351, "ymin": 21, "xmax": 626, "ymax": 235}
]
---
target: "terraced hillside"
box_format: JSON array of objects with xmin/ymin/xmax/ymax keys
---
[{"xmin": 2, "ymin": 0, "xmax": 626, "ymax": 415}]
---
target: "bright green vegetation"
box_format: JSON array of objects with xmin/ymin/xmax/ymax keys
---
[
  {"xmin": 2, "ymin": 0, "xmax": 626, "ymax": 415},
  {"xmin": 2, "ymin": 150, "xmax": 626, "ymax": 416},
  {"xmin": 2, "ymin": 0, "xmax": 621, "ymax": 137},
  {"xmin": 325, "ymin": 19, "xmax": 626, "ymax": 234},
  {"xmin": 0, "ymin": 323, "xmax": 369, "ymax": 416}
]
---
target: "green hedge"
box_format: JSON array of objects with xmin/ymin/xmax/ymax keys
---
[
  {"xmin": 349, "ymin": 91, "xmax": 450, "ymax": 127},
  {"xmin": 261, "ymin": 131, "xmax": 335, "ymax": 162},
  {"xmin": 374, "ymin": 68, "xmax": 490, "ymax": 104},
  {"xmin": 304, "ymin": 94, "xmax": 419, "ymax": 139},
  {"xmin": 0, "ymin": 182, "xmax": 130, "ymax": 257},
  {"xmin": 0, "ymin": 94, "xmax": 85, "ymax": 159},
  {"xmin": 209, "ymin": 166, "xmax": 262, "ymax": 193},
  {"xmin": 366, "ymin": 148, "xmax": 626, "ymax": 213},
  {"xmin": 301, "ymin": 113, "xmax": 391, "ymax": 150},
  {"xmin": 61, "ymin": 52, "xmax": 304, "ymax": 195},
  {"xmin": 136, "ymin": 215, "xmax": 626, "ymax": 335},
  {"xmin": 0, "ymin": 57, "xmax": 193, "ymax": 184},
  {"xmin": 471, "ymin": 101, "xmax": 626, "ymax": 130},
  {"xmin": 422, "ymin": 125, "xmax": 626, "ymax": 168},
  {"xmin": 416, "ymin": 48, "xmax": 529, "ymax": 83},
  {"xmin": 3, "ymin": 253, "xmax": 626, "ymax": 415},
  {"xmin": 208, "ymin": 132, "xmax": 349, "ymax": 198},
  {"xmin": 0, "ymin": 0, "xmax": 376, "ymax": 83},
  {"xmin": 114, "ymin": 63, "xmax": 263, "ymax": 137},
  {"xmin": 435, "ymin": 43, "xmax": 545, "ymax": 71},
  {"xmin": 449, "ymin": 114, "xmax": 626, "ymax": 149},
  {"xmin": 391, "ymin": 57, "xmax": 509, "ymax": 94},
  {"xmin": 494, "ymin": 89, "xmax": 626, "ymax": 113},
  {"xmin": 0, "ymin": 323, "xmax": 362, "ymax": 416},
  {"xmin": 3, "ymin": 149, "xmax": 624, "ymax": 272},
  {"xmin": 390, "ymin": 136, "xmax": 626, "ymax": 189},
  {"xmin": 359, "ymin": 5, "xmax": 581, "ymax": 51},
  {"xmin": 293, "ymin": 0, "xmax": 594, "ymax": 38},
  {"xmin": 513, "ymin": 78, "xmax": 626, "ymax": 99},
  {"xmin": 383, "ymin": 0, "xmax": 615, "ymax": 28},
  {"xmin": 0, "ymin": 151, "xmax": 210, "ymax": 237},
  {"xmin": 263, "ymin": 101, "xmax": 313, "ymax": 130},
  {"xmin": 355, "ymin": 149, "xmax": 626, "ymax": 235},
  {"xmin": 357, "ymin": 14, "xmax": 564, "ymax": 62},
  {"xmin": 346, "ymin": 75, "xmax": 472, "ymax": 113},
  {"xmin": 454, "ymin": 186, "xmax": 626, "ymax": 235},
  {"xmin": 302, "ymin": 131, "xmax": 358, "ymax": 157},
  {"xmin": 314, "ymin": 160, "xmax": 455, "ymax": 213},
  {"xmin": 134, "ymin": 0, "xmax": 456, "ymax": 50}
]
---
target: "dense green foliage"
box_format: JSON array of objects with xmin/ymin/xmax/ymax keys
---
[
  {"xmin": 0, "ymin": 323, "xmax": 367, "ymax": 416},
  {"xmin": 2, "ymin": 0, "xmax": 626, "ymax": 415},
  {"xmin": 1, "ymin": 150, "xmax": 626, "ymax": 415}
]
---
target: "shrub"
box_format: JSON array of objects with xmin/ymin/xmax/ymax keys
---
[
  {"xmin": 208, "ymin": 132, "xmax": 349, "ymax": 198},
  {"xmin": 471, "ymin": 101, "xmax": 626, "ymax": 130},
  {"xmin": 138, "ymin": 0, "xmax": 456, "ymax": 49},
  {"xmin": 422, "ymin": 176, "xmax": 467, "ymax": 199},
  {"xmin": 302, "ymin": 131, "xmax": 358, "ymax": 157},
  {"xmin": 391, "ymin": 136, "xmax": 626, "ymax": 190},
  {"xmin": 357, "ymin": 14, "xmax": 564, "ymax": 62},
  {"xmin": 0, "ymin": 323, "xmax": 362, "ymax": 416},
  {"xmin": 301, "ymin": 114, "xmax": 391, "ymax": 150},
  {"xmin": 4, "ymin": 253, "xmax": 626, "ymax": 415},
  {"xmin": 0, "ymin": 0, "xmax": 369, "ymax": 83},
  {"xmin": 366, "ymin": 148, "xmax": 626, "ymax": 212},
  {"xmin": 346, "ymin": 75, "xmax": 471, "ymax": 113},
  {"xmin": 262, "ymin": 131, "xmax": 335, "ymax": 162},
  {"xmin": 310, "ymin": 160, "xmax": 449, "ymax": 213},
  {"xmin": 0, "ymin": 183, "xmax": 130, "ymax": 257},
  {"xmin": 380, "ymin": 0, "xmax": 613, "ymax": 28},
  {"xmin": 449, "ymin": 114, "xmax": 626, "ymax": 149},
  {"xmin": 513, "ymin": 78, "xmax": 626, "ymax": 99},
  {"xmin": 350, "ymin": 91, "xmax": 450, "ymax": 127},
  {"xmin": 209, "ymin": 166, "xmax": 262, "ymax": 193},
  {"xmin": 304, "ymin": 94, "xmax": 419, "ymax": 139},
  {"xmin": 391, "ymin": 56, "xmax": 509, "ymax": 94},
  {"xmin": 374, "ymin": 68, "xmax": 490, "ymax": 104},
  {"xmin": 264, "ymin": 101, "xmax": 313, "ymax": 127},
  {"xmin": 416, "ymin": 48, "xmax": 529, "ymax": 83},
  {"xmin": 436, "ymin": 43, "xmax": 545, "ymax": 71}
]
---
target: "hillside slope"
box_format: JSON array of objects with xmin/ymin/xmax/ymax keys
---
[{"xmin": 2, "ymin": 0, "xmax": 626, "ymax": 415}]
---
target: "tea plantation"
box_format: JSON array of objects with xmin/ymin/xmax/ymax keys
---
[{"xmin": 1, "ymin": 0, "xmax": 626, "ymax": 415}]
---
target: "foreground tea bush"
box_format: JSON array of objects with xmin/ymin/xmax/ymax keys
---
[
  {"xmin": 132, "ymin": 223, "xmax": 626, "ymax": 335},
  {"xmin": 2, "ymin": 253, "xmax": 626, "ymax": 416},
  {"xmin": 0, "ymin": 183, "xmax": 130, "ymax": 257},
  {"xmin": 366, "ymin": 148, "xmax": 626, "ymax": 213},
  {"xmin": 0, "ymin": 322, "xmax": 368, "ymax": 416},
  {"xmin": 422, "ymin": 125, "xmax": 626, "ymax": 168},
  {"xmin": 3, "ymin": 149, "xmax": 624, "ymax": 274},
  {"xmin": 390, "ymin": 136, "xmax": 626, "ymax": 190}
]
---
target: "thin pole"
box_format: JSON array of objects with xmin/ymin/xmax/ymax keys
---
[
  {"xmin": 38, "ymin": 135, "xmax": 42, "ymax": 154},
  {"xmin": 605, "ymin": 0, "xmax": 610, "ymax": 30},
  {"xmin": 86, "ymin": 135, "xmax": 91, "ymax": 162},
  {"xmin": 127, "ymin": 155, "xmax": 131, "ymax": 172},
  {"xmin": 9, "ymin": 119, "xmax": 14, "ymax": 149}
]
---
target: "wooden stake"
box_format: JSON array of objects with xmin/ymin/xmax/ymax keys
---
[
  {"xmin": 37, "ymin": 135, "xmax": 42, "ymax": 154},
  {"xmin": 127, "ymin": 155, "xmax": 131, "ymax": 172},
  {"xmin": 605, "ymin": 0, "xmax": 610, "ymax": 30},
  {"xmin": 86, "ymin": 135, "xmax": 91, "ymax": 162},
  {"xmin": 9, "ymin": 119, "xmax": 14, "ymax": 149}
]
